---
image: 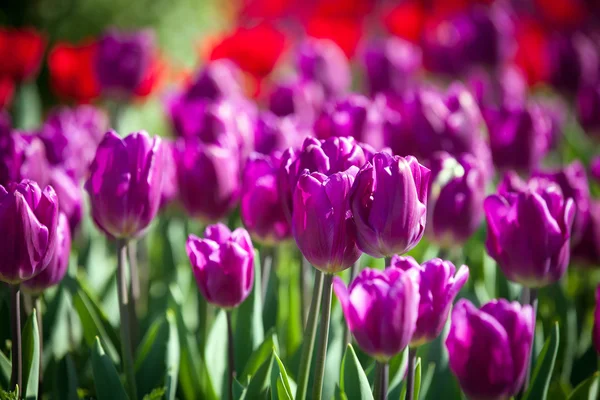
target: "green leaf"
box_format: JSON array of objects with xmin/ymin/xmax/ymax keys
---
[
  {"xmin": 523, "ymin": 322, "xmax": 560, "ymax": 400},
  {"xmin": 245, "ymin": 353, "xmax": 274, "ymax": 399},
  {"xmin": 334, "ymin": 384, "xmax": 348, "ymax": 400},
  {"xmin": 142, "ymin": 387, "xmax": 167, "ymax": 400},
  {"xmin": 135, "ymin": 310, "xmax": 180, "ymax": 399},
  {"xmin": 233, "ymin": 378, "xmax": 247, "ymax": 400},
  {"xmin": 419, "ymin": 363, "xmax": 436, "ymax": 400},
  {"xmin": 399, "ymin": 357, "xmax": 421, "ymax": 400},
  {"xmin": 205, "ymin": 310, "xmax": 229, "ymax": 398},
  {"xmin": 568, "ymin": 373, "xmax": 600, "ymax": 400},
  {"xmin": 90, "ymin": 337, "xmax": 129, "ymax": 400},
  {"xmin": 240, "ymin": 330, "xmax": 279, "ymax": 380},
  {"xmin": 22, "ymin": 309, "xmax": 39, "ymax": 400},
  {"xmin": 52, "ymin": 355, "xmax": 79, "ymax": 400},
  {"xmin": 340, "ymin": 344, "xmax": 373, "ymax": 400},
  {"xmin": 270, "ymin": 350, "xmax": 295, "ymax": 400},
  {"xmin": 0, "ymin": 388, "xmax": 18, "ymax": 400},
  {"xmin": 0, "ymin": 350, "xmax": 11, "ymax": 389},
  {"xmin": 235, "ymin": 251, "xmax": 264, "ymax": 373}
]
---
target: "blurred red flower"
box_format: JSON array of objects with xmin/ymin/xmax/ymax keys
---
[
  {"xmin": 306, "ymin": 16, "xmax": 362, "ymax": 58},
  {"xmin": 134, "ymin": 54, "xmax": 166, "ymax": 98},
  {"xmin": 210, "ymin": 23, "xmax": 286, "ymax": 79},
  {"xmin": 0, "ymin": 76, "xmax": 15, "ymax": 109},
  {"xmin": 383, "ymin": 2, "xmax": 426, "ymax": 43},
  {"xmin": 48, "ymin": 40, "xmax": 101, "ymax": 103},
  {"xmin": 534, "ymin": 0, "xmax": 587, "ymax": 30},
  {"xmin": 0, "ymin": 27, "xmax": 45, "ymax": 82},
  {"xmin": 513, "ymin": 20, "xmax": 550, "ymax": 86}
]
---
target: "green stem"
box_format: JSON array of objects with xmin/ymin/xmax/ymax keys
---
[
  {"xmin": 261, "ymin": 247, "xmax": 273, "ymax": 304},
  {"xmin": 127, "ymin": 240, "xmax": 139, "ymax": 349},
  {"xmin": 34, "ymin": 296, "xmax": 43, "ymax": 394},
  {"xmin": 10, "ymin": 284, "xmax": 21, "ymax": 397},
  {"xmin": 226, "ymin": 311, "xmax": 235, "ymax": 400},
  {"xmin": 406, "ymin": 348, "xmax": 417, "ymax": 400},
  {"xmin": 373, "ymin": 361, "xmax": 388, "ymax": 400},
  {"xmin": 312, "ymin": 273, "xmax": 334, "ymax": 400},
  {"xmin": 116, "ymin": 240, "xmax": 138, "ymax": 400},
  {"xmin": 522, "ymin": 287, "xmax": 538, "ymax": 391},
  {"xmin": 300, "ymin": 255, "xmax": 310, "ymax": 328},
  {"xmin": 343, "ymin": 259, "xmax": 360, "ymax": 347},
  {"xmin": 296, "ymin": 270, "xmax": 324, "ymax": 400}
]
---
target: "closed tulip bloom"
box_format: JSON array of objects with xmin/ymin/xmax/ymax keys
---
[
  {"xmin": 485, "ymin": 179, "xmax": 575, "ymax": 287},
  {"xmin": 576, "ymin": 84, "xmax": 600, "ymax": 136},
  {"xmin": 391, "ymin": 255, "xmax": 469, "ymax": 346},
  {"xmin": 85, "ymin": 131, "xmax": 165, "ymax": 239},
  {"xmin": 0, "ymin": 133, "xmax": 51, "ymax": 188},
  {"xmin": 49, "ymin": 168, "xmax": 83, "ymax": 233},
  {"xmin": 546, "ymin": 32, "xmax": 598, "ymax": 94},
  {"xmin": 292, "ymin": 168, "xmax": 361, "ymax": 273},
  {"xmin": 0, "ymin": 27, "xmax": 46, "ymax": 82},
  {"xmin": 186, "ymin": 60, "xmax": 243, "ymax": 101},
  {"xmin": 253, "ymin": 112, "xmax": 303, "ymax": 155},
  {"xmin": 186, "ymin": 224, "xmax": 255, "ymax": 308},
  {"xmin": 594, "ymin": 285, "xmax": 600, "ymax": 354},
  {"xmin": 160, "ymin": 139, "xmax": 178, "ymax": 208},
  {"xmin": 279, "ymin": 136, "xmax": 367, "ymax": 220},
  {"xmin": 572, "ymin": 200, "xmax": 600, "ymax": 266},
  {"xmin": 350, "ymin": 152, "xmax": 430, "ymax": 258},
  {"xmin": 268, "ymin": 80, "xmax": 324, "ymax": 123},
  {"xmin": 241, "ymin": 153, "xmax": 290, "ymax": 244},
  {"xmin": 22, "ymin": 213, "xmax": 71, "ymax": 293},
  {"xmin": 175, "ymin": 138, "xmax": 240, "ymax": 222},
  {"xmin": 446, "ymin": 299, "xmax": 534, "ymax": 400},
  {"xmin": 0, "ymin": 180, "xmax": 59, "ymax": 284},
  {"xmin": 591, "ymin": 157, "xmax": 600, "ymax": 183},
  {"xmin": 333, "ymin": 267, "xmax": 420, "ymax": 361},
  {"xmin": 427, "ymin": 152, "xmax": 486, "ymax": 247},
  {"xmin": 533, "ymin": 161, "xmax": 590, "ymax": 245},
  {"xmin": 95, "ymin": 29, "xmax": 154, "ymax": 95},
  {"xmin": 297, "ymin": 38, "xmax": 351, "ymax": 97}
]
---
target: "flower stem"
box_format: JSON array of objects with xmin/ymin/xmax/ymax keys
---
[
  {"xmin": 343, "ymin": 259, "xmax": 360, "ymax": 347},
  {"xmin": 300, "ymin": 255, "xmax": 310, "ymax": 328},
  {"xmin": 10, "ymin": 284, "xmax": 21, "ymax": 396},
  {"xmin": 296, "ymin": 269, "xmax": 324, "ymax": 400},
  {"xmin": 261, "ymin": 247, "xmax": 273, "ymax": 304},
  {"xmin": 312, "ymin": 273, "xmax": 334, "ymax": 400},
  {"xmin": 226, "ymin": 310, "xmax": 235, "ymax": 400},
  {"xmin": 116, "ymin": 239, "xmax": 138, "ymax": 400},
  {"xmin": 127, "ymin": 240, "xmax": 139, "ymax": 349},
  {"xmin": 373, "ymin": 361, "xmax": 388, "ymax": 399},
  {"xmin": 522, "ymin": 287, "xmax": 538, "ymax": 391},
  {"xmin": 406, "ymin": 348, "xmax": 417, "ymax": 400},
  {"xmin": 34, "ymin": 296, "xmax": 43, "ymax": 394}
]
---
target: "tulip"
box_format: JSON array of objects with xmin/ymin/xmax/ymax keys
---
[
  {"xmin": 313, "ymin": 94, "xmax": 384, "ymax": 150},
  {"xmin": 85, "ymin": 130, "xmax": 165, "ymax": 239},
  {"xmin": 427, "ymin": 152, "xmax": 486, "ymax": 247},
  {"xmin": 297, "ymin": 38, "xmax": 350, "ymax": 97},
  {"xmin": 484, "ymin": 177, "xmax": 575, "ymax": 287},
  {"xmin": 268, "ymin": 80, "xmax": 324, "ymax": 123},
  {"xmin": 49, "ymin": 168, "xmax": 83, "ymax": 233},
  {"xmin": 591, "ymin": 157, "xmax": 600, "ymax": 183},
  {"xmin": 253, "ymin": 112, "xmax": 302, "ymax": 155},
  {"xmin": 0, "ymin": 180, "xmax": 59, "ymax": 284},
  {"xmin": 350, "ymin": 152, "xmax": 430, "ymax": 258},
  {"xmin": 468, "ymin": 66, "xmax": 527, "ymax": 109},
  {"xmin": 186, "ymin": 223, "xmax": 255, "ymax": 308},
  {"xmin": 279, "ymin": 136, "xmax": 367, "ymax": 220},
  {"xmin": 391, "ymin": 255, "xmax": 469, "ymax": 346},
  {"xmin": 572, "ymin": 200, "xmax": 600, "ymax": 266},
  {"xmin": 241, "ymin": 153, "xmax": 290, "ymax": 244},
  {"xmin": 22, "ymin": 213, "xmax": 71, "ymax": 293},
  {"xmin": 292, "ymin": 168, "xmax": 361, "ymax": 273},
  {"xmin": 0, "ymin": 133, "xmax": 51, "ymax": 188},
  {"xmin": 186, "ymin": 59, "xmax": 243, "ymax": 101},
  {"xmin": 0, "ymin": 27, "xmax": 45, "ymax": 82},
  {"xmin": 577, "ymin": 83, "xmax": 600, "ymax": 136},
  {"xmin": 594, "ymin": 285, "xmax": 600, "ymax": 355},
  {"xmin": 546, "ymin": 32, "xmax": 598, "ymax": 93},
  {"xmin": 175, "ymin": 138, "xmax": 240, "ymax": 222},
  {"xmin": 362, "ymin": 37, "xmax": 422, "ymax": 96},
  {"xmin": 334, "ymin": 266, "xmax": 420, "ymax": 359},
  {"xmin": 533, "ymin": 161, "xmax": 590, "ymax": 245},
  {"xmin": 446, "ymin": 299, "xmax": 534, "ymax": 400},
  {"xmin": 160, "ymin": 139, "xmax": 178, "ymax": 208},
  {"xmin": 95, "ymin": 29, "xmax": 154, "ymax": 95}
]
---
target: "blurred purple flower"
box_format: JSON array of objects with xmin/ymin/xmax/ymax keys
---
[
  {"xmin": 297, "ymin": 38, "xmax": 350, "ymax": 98},
  {"xmin": 268, "ymin": 79, "xmax": 324, "ymax": 124},
  {"xmin": 49, "ymin": 168, "xmax": 83, "ymax": 233},
  {"xmin": 577, "ymin": 83, "xmax": 600, "ymax": 136}
]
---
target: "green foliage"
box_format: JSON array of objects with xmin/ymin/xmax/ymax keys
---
[{"xmin": 524, "ymin": 322, "xmax": 561, "ymax": 400}]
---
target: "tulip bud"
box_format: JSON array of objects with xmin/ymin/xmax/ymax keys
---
[
  {"xmin": 427, "ymin": 152, "xmax": 486, "ymax": 247},
  {"xmin": 186, "ymin": 224, "xmax": 255, "ymax": 309},
  {"xmin": 485, "ymin": 177, "xmax": 575, "ymax": 287},
  {"xmin": 85, "ymin": 131, "xmax": 165, "ymax": 239},
  {"xmin": 186, "ymin": 60, "xmax": 243, "ymax": 101},
  {"xmin": 278, "ymin": 136, "xmax": 367, "ymax": 220},
  {"xmin": 95, "ymin": 29, "xmax": 154, "ymax": 95},
  {"xmin": 241, "ymin": 153, "xmax": 291, "ymax": 245},
  {"xmin": 446, "ymin": 299, "xmax": 534, "ymax": 400},
  {"xmin": 0, "ymin": 180, "xmax": 59, "ymax": 284},
  {"xmin": 547, "ymin": 32, "xmax": 598, "ymax": 94},
  {"xmin": 391, "ymin": 255, "xmax": 469, "ymax": 346},
  {"xmin": 268, "ymin": 80, "xmax": 324, "ymax": 123},
  {"xmin": 297, "ymin": 38, "xmax": 351, "ymax": 98},
  {"xmin": 292, "ymin": 168, "xmax": 361, "ymax": 273},
  {"xmin": 533, "ymin": 161, "xmax": 590, "ymax": 245},
  {"xmin": 175, "ymin": 138, "xmax": 240, "ymax": 222},
  {"xmin": 594, "ymin": 285, "xmax": 600, "ymax": 355},
  {"xmin": 22, "ymin": 213, "xmax": 71, "ymax": 293},
  {"xmin": 253, "ymin": 112, "xmax": 302, "ymax": 155},
  {"xmin": 0, "ymin": 27, "xmax": 45, "ymax": 82},
  {"xmin": 333, "ymin": 267, "xmax": 420, "ymax": 361},
  {"xmin": 350, "ymin": 152, "xmax": 430, "ymax": 258}
]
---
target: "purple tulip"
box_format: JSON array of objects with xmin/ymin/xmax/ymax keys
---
[
  {"xmin": 468, "ymin": 66, "xmax": 527, "ymax": 109},
  {"xmin": 591, "ymin": 157, "xmax": 600, "ymax": 183},
  {"xmin": 268, "ymin": 80, "xmax": 324, "ymax": 123},
  {"xmin": 186, "ymin": 223, "xmax": 255, "ymax": 309},
  {"xmin": 594, "ymin": 285, "xmax": 600, "ymax": 354},
  {"xmin": 297, "ymin": 38, "xmax": 350, "ymax": 98},
  {"xmin": 95, "ymin": 29, "xmax": 154, "ymax": 95},
  {"xmin": 241, "ymin": 153, "xmax": 290, "ymax": 245},
  {"xmin": 0, "ymin": 180, "xmax": 59, "ymax": 284},
  {"xmin": 313, "ymin": 94, "xmax": 384, "ymax": 150},
  {"xmin": 485, "ymin": 177, "xmax": 575, "ymax": 287},
  {"xmin": 333, "ymin": 267, "xmax": 420, "ymax": 361},
  {"xmin": 577, "ymin": 84, "xmax": 600, "ymax": 136},
  {"xmin": 39, "ymin": 105, "xmax": 108, "ymax": 179},
  {"xmin": 175, "ymin": 138, "xmax": 240, "ymax": 222},
  {"xmin": 446, "ymin": 299, "xmax": 534, "ymax": 400},
  {"xmin": 253, "ymin": 112, "xmax": 304, "ymax": 155},
  {"xmin": 186, "ymin": 60, "xmax": 243, "ymax": 101},
  {"xmin": 350, "ymin": 152, "xmax": 430, "ymax": 258},
  {"xmin": 427, "ymin": 152, "xmax": 486, "ymax": 247},
  {"xmin": 278, "ymin": 136, "xmax": 367, "ymax": 220},
  {"xmin": 292, "ymin": 168, "xmax": 361, "ymax": 273},
  {"xmin": 572, "ymin": 200, "xmax": 600, "ymax": 266},
  {"xmin": 85, "ymin": 131, "xmax": 165, "ymax": 239},
  {"xmin": 22, "ymin": 212, "xmax": 71, "ymax": 293},
  {"xmin": 533, "ymin": 161, "xmax": 591, "ymax": 245},
  {"xmin": 362, "ymin": 37, "xmax": 422, "ymax": 97},
  {"xmin": 547, "ymin": 32, "xmax": 598, "ymax": 94},
  {"xmin": 391, "ymin": 255, "xmax": 469, "ymax": 346},
  {"xmin": 49, "ymin": 168, "xmax": 83, "ymax": 233},
  {"xmin": 160, "ymin": 139, "xmax": 178, "ymax": 208}
]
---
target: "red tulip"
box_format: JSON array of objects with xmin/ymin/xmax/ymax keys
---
[
  {"xmin": 383, "ymin": 2, "xmax": 426, "ymax": 43},
  {"xmin": 0, "ymin": 76, "xmax": 14, "ymax": 109},
  {"xmin": 0, "ymin": 27, "xmax": 45, "ymax": 82},
  {"xmin": 305, "ymin": 16, "xmax": 362, "ymax": 58}
]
